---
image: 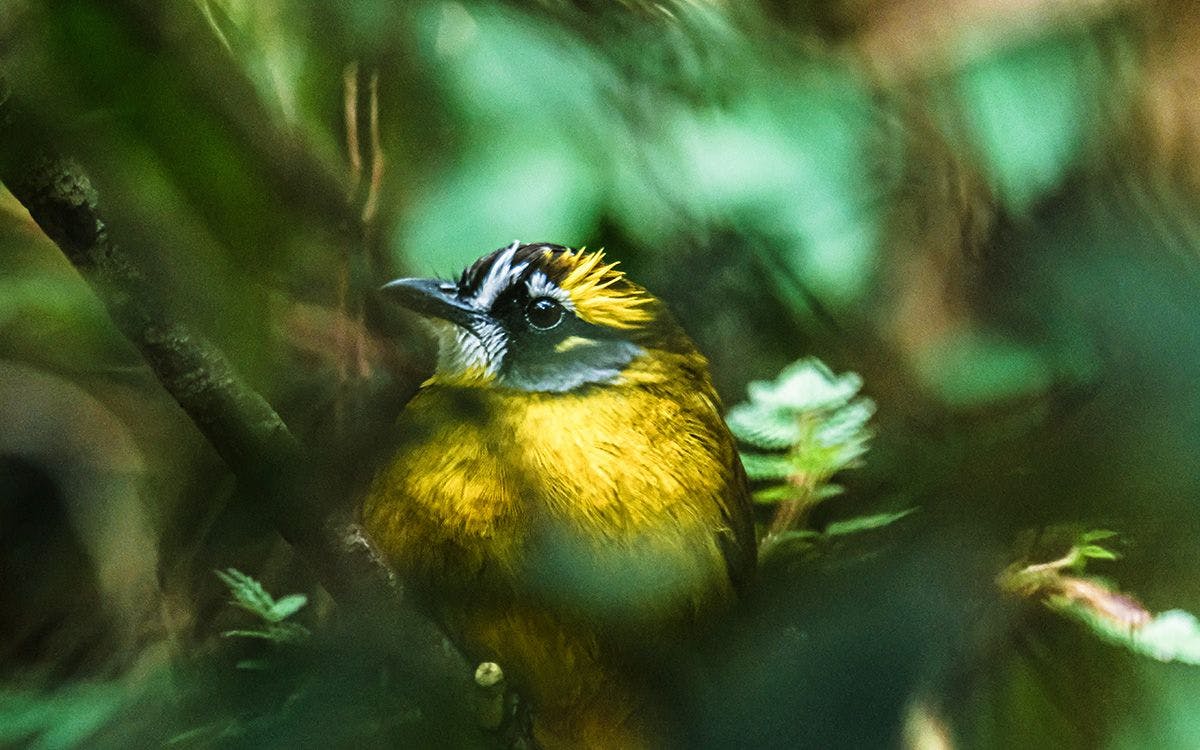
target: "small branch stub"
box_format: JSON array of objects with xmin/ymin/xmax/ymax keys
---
[{"xmin": 474, "ymin": 661, "xmax": 506, "ymax": 730}]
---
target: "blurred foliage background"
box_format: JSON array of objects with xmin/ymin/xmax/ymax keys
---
[{"xmin": 3, "ymin": 0, "xmax": 1200, "ymax": 746}]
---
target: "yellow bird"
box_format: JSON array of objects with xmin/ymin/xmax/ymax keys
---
[{"xmin": 362, "ymin": 242, "xmax": 754, "ymax": 747}]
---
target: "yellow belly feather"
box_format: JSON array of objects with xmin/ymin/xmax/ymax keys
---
[{"xmin": 361, "ymin": 354, "xmax": 743, "ymax": 745}]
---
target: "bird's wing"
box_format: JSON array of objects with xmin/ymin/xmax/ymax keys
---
[{"xmin": 717, "ymin": 444, "xmax": 757, "ymax": 597}]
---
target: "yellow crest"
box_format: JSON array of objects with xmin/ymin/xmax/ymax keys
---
[{"xmin": 542, "ymin": 247, "xmax": 654, "ymax": 329}]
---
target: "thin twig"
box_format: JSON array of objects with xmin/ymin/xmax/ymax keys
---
[
  {"xmin": 344, "ymin": 61, "xmax": 363, "ymax": 198},
  {"xmin": 336, "ymin": 61, "xmax": 377, "ymax": 434},
  {"xmin": 764, "ymin": 472, "xmax": 818, "ymax": 542},
  {"xmin": 362, "ymin": 69, "xmax": 384, "ymax": 227},
  {"xmin": 358, "ymin": 68, "xmax": 384, "ymax": 377},
  {"xmin": 336, "ymin": 62, "xmax": 361, "ymax": 432}
]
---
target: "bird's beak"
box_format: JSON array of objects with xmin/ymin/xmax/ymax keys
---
[{"xmin": 379, "ymin": 277, "xmax": 480, "ymax": 329}]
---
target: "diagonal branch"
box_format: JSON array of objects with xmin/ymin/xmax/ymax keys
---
[
  {"xmin": 0, "ymin": 150, "xmax": 301, "ymax": 487},
  {"xmin": 0, "ymin": 77, "xmax": 474, "ymax": 726}
]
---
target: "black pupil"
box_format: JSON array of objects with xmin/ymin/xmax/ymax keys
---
[{"xmin": 526, "ymin": 297, "xmax": 564, "ymax": 330}]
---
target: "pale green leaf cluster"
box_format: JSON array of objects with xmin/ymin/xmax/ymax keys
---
[
  {"xmin": 1054, "ymin": 597, "xmax": 1200, "ymax": 667},
  {"xmin": 728, "ymin": 358, "xmax": 874, "ymax": 502},
  {"xmin": 215, "ymin": 568, "xmax": 310, "ymax": 645},
  {"xmin": 1132, "ymin": 611, "xmax": 1200, "ymax": 664},
  {"xmin": 1005, "ymin": 530, "xmax": 1200, "ymax": 667}
]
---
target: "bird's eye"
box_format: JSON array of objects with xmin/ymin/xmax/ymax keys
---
[{"xmin": 525, "ymin": 297, "xmax": 565, "ymax": 330}]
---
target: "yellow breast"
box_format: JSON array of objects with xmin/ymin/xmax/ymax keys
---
[{"xmin": 360, "ymin": 352, "xmax": 749, "ymax": 744}]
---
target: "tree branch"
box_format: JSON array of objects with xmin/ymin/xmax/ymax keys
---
[{"xmin": 0, "ymin": 77, "xmax": 475, "ymax": 729}]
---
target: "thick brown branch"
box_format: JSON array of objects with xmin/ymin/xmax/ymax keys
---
[
  {"xmin": 0, "ymin": 79, "xmax": 475, "ymax": 730},
  {"xmin": 0, "ymin": 105, "xmax": 297, "ymax": 500}
]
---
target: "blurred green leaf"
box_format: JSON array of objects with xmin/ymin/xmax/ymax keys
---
[
  {"xmin": 195, "ymin": 0, "xmax": 308, "ymax": 122},
  {"xmin": 0, "ymin": 277, "xmax": 94, "ymax": 327},
  {"xmin": 915, "ymin": 331, "xmax": 1051, "ymax": 408},
  {"xmin": 1132, "ymin": 610, "xmax": 1200, "ymax": 665},
  {"xmin": 399, "ymin": 3, "xmax": 610, "ymax": 273},
  {"xmin": 739, "ymin": 452, "xmax": 797, "ymax": 481},
  {"xmin": 948, "ymin": 29, "xmax": 1112, "ymax": 211},
  {"xmin": 215, "ymin": 568, "xmax": 278, "ymax": 619},
  {"xmin": 729, "ymin": 358, "xmax": 872, "ymax": 451},
  {"xmin": 672, "ymin": 75, "xmax": 884, "ymax": 306},
  {"xmin": 729, "ymin": 412, "xmax": 805, "ymax": 451},
  {"xmin": 1058, "ymin": 600, "xmax": 1200, "ymax": 667},
  {"xmin": 399, "ymin": 141, "xmax": 601, "ymax": 274},
  {"xmin": 268, "ymin": 594, "xmax": 309, "ymax": 622},
  {"xmin": 222, "ymin": 622, "xmax": 311, "ymax": 645},
  {"xmin": 824, "ymin": 508, "xmax": 917, "ymax": 537},
  {"xmin": 1078, "ymin": 545, "xmax": 1119, "ymax": 562},
  {"xmin": 0, "ymin": 275, "xmax": 130, "ymax": 371},
  {"xmin": 731, "ymin": 358, "xmax": 874, "ymax": 484},
  {"xmin": 0, "ymin": 683, "xmax": 126, "ymax": 750}
]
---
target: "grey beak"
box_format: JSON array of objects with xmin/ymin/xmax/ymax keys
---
[{"xmin": 379, "ymin": 277, "xmax": 480, "ymax": 329}]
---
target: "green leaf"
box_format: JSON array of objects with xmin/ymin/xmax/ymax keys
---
[
  {"xmin": 823, "ymin": 508, "xmax": 917, "ymax": 537},
  {"xmin": 731, "ymin": 357, "xmax": 875, "ymax": 526},
  {"xmin": 726, "ymin": 405, "xmax": 804, "ymax": 450},
  {"xmin": 267, "ymin": 594, "xmax": 308, "ymax": 623},
  {"xmin": 813, "ymin": 400, "xmax": 874, "ymax": 449},
  {"xmin": 739, "ymin": 452, "xmax": 798, "ymax": 481},
  {"xmin": 812, "ymin": 484, "xmax": 846, "ymax": 501},
  {"xmin": 215, "ymin": 568, "xmax": 308, "ymax": 635},
  {"xmin": 267, "ymin": 622, "xmax": 311, "ymax": 644},
  {"xmin": 759, "ymin": 529, "xmax": 823, "ymax": 556},
  {"xmin": 751, "ymin": 485, "xmax": 804, "ymax": 504},
  {"xmin": 728, "ymin": 359, "xmax": 874, "ymax": 467},
  {"xmin": 1079, "ymin": 529, "xmax": 1119, "ymax": 543},
  {"xmin": 1079, "ymin": 545, "xmax": 1118, "ymax": 561},
  {"xmin": 914, "ymin": 331, "xmax": 1051, "ymax": 408},
  {"xmin": 1059, "ymin": 599, "xmax": 1200, "ymax": 667},
  {"xmin": 947, "ymin": 28, "xmax": 1116, "ymax": 212},
  {"xmin": 215, "ymin": 568, "xmax": 276, "ymax": 620},
  {"xmin": 744, "ymin": 358, "xmax": 863, "ymax": 413},
  {"xmin": 222, "ymin": 629, "xmax": 277, "ymax": 640},
  {"xmin": 235, "ymin": 659, "xmax": 270, "ymax": 671},
  {"xmin": 222, "ymin": 622, "xmax": 311, "ymax": 645},
  {"xmin": 1132, "ymin": 610, "xmax": 1200, "ymax": 665}
]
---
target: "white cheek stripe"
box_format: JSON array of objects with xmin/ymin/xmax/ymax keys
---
[{"xmin": 434, "ymin": 320, "xmax": 507, "ymax": 377}]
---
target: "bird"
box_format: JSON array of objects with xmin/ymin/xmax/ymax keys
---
[{"xmin": 361, "ymin": 241, "xmax": 755, "ymax": 747}]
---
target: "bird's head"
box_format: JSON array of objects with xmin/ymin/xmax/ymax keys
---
[{"xmin": 381, "ymin": 241, "xmax": 696, "ymax": 391}]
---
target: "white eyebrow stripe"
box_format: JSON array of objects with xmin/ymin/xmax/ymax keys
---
[
  {"xmin": 525, "ymin": 269, "xmax": 572, "ymax": 307},
  {"xmin": 473, "ymin": 241, "xmax": 524, "ymax": 309}
]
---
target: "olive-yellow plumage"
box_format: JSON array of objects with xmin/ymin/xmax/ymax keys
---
[{"xmin": 362, "ymin": 242, "xmax": 754, "ymax": 746}]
